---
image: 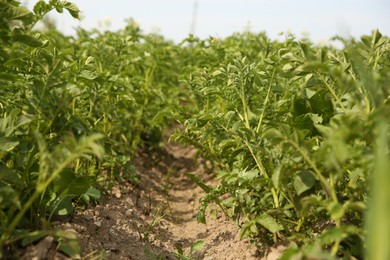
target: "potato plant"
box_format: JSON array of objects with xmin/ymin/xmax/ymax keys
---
[
  {"xmin": 0, "ymin": 0, "xmax": 183, "ymax": 257},
  {"xmin": 174, "ymin": 31, "xmax": 389, "ymax": 258}
]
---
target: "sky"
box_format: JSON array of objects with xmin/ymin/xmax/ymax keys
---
[{"xmin": 25, "ymin": 0, "xmax": 390, "ymax": 43}]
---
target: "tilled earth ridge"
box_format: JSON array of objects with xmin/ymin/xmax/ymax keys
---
[{"xmin": 22, "ymin": 138, "xmax": 284, "ymax": 259}]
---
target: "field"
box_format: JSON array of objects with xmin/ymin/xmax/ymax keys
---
[{"xmin": 1, "ymin": 1, "xmax": 390, "ymax": 259}]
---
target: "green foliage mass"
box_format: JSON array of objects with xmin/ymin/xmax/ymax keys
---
[
  {"xmin": 0, "ymin": 0, "xmax": 183, "ymax": 257},
  {"xmin": 1, "ymin": 0, "xmax": 389, "ymax": 259},
  {"xmin": 173, "ymin": 31, "xmax": 390, "ymax": 259}
]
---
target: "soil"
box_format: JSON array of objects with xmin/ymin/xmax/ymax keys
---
[{"xmin": 21, "ymin": 130, "xmax": 285, "ymax": 260}]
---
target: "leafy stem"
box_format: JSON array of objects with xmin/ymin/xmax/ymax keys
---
[
  {"xmin": 316, "ymin": 72, "xmax": 347, "ymax": 113},
  {"xmin": 256, "ymin": 68, "xmax": 275, "ymax": 133},
  {"xmin": 0, "ymin": 133, "xmax": 103, "ymax": 246},
  {"xmin": 0, "ymin": 150, "xmax": 78, "ymax": 245},
  {"xmin": 285, "ymin": 139, "xmax": 337, "ymax": 202},
  {"xmin": 242, "ymin": 139, "xmax": 280, "ymax": 208},
  {"xmin": 240, "ymin": 77, "xmax": 250, "ymax": 129}
]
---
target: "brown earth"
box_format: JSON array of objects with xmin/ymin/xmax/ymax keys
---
[{"xmin": 21, "ymin": 132, "xmax": 285, "ymax": 260}]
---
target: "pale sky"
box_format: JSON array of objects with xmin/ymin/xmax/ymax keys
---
[{"xmin": 25, "ymin": 0, "xmax": 389, "ymax": 43}]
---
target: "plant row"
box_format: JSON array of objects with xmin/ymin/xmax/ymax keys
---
[
  {"xmin": 0, "ymin": 0, "xmax": 184, "ymax": 257},
  {"xmin": 173, "ymin": 31, "xmax": 390, "ymax": 259}
]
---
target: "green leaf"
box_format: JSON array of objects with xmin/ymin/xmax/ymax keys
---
[
  {"xmin": 0, "ymin": 138, "xmax": 19, "ymax": 152},
  {"xmin": 66, "ymin": 84, "xmax": 81, "ymax": 97},
  {"xmin": 348, "ymin": 169, "xmax": 363, "ymax": 189},
  {"xmin": 297, "ymin": 62, "xmax": 329, "ymax": 74},
  {"xmin": 309, "ymin": 89, "xmax": 334, "ymax": 123},
  {"xmin": 16, "ymin": 114, "xmax": 34, "ymax": 127},
  {"xmin": 319, "ymin": 225, "xmax": 359, "ymax": 246},
  {"xmin": 8, "ymin": 6, "xmax": 33, "ymax": 21},
  {"xmin": 294, "ymin": 170, "xmax": 316, "ymax": 196},
  {"xmin": 78, "ymin": 134, "xmax": 105, "ymax": 159},
  {"xmin": 21, "ymin": 231, "xmax": 50, "ymax": 246},
  {"xmin": 240, "ymin": 220, "xmax": 257, "ymax": 239},
  {"xmin": 372, "ymin": 29, "xmax": 383, "ymax": 47},
  {"xmin": 51, "ymin": 196, "xmax": 73, "ymax": 216},
  {"xmin": 197, "ymin": 203, "xmax": 207, "ymax": 224},
  {"xmin": 293, "ymin": 114, "xmax": 313, "ymax": 131},
  {"xmin": 308, "ymin": 113, "xmax": 323, "ymax": 124},
  {"xmin": 255, "ymin": 213, "xmax": 283, "ymax": 233},
  {"xmin": 282, "ymin": 52, "xmax": 300, "ymax": 62},
  {"xmin": 68, "ymin": 177, "xmax": 95, "ymax": 195},
  {"xmin": 272, "ymin": 165, "xmax": 282, "ymax": 189},
  {"xmin": 175, "ymin": 244, "xmax": 184, "ymax": 255},
  {"xmin": 64, "ymin": 2, "xmax": 80, "ymax": 19},
  {"xmin": 212, "ymin": 70, "xmax": 222, "ymax": 76},
  {"xmin": 327, "ymin": 201, "xmax": 345, "ymax": 221},
  {"xmin": 279, "ymin": 244, "xmax": 300, "ymax": 260},
  {"xmin": 0, "ymin": 72, "xmax": 17, "ymax": 81},
  {"xmin": 0, "ymin": 166, "xmax": 23, "ymax": 187},
  {"xmin": 262, "ymin": 128, "xmax": 284, "ymax": 142},
  {"xmin": 185, "ymin": 173, "xmax": 212, "ymax": 193},
  {"xmin": 55, "ymin": 6, "xmax": 64, "ymax": 13},
  {"xmin": 13, "ymin": 34, "xmax": 43, "ymax": 47},
  {"xmin": 291, "ymin": 97, "xmax": 309, "ymax": 116},
  {"xmin": 0, "ymin": 184, "xmax": 20, "ymax": 209},
  {"xmin": 33, "ymin": 0, "xmax": 48, "ymax": 14},
  {"xmin": 85, "ymin": 56, "xmax": 95, "ymax": 65},
  {"xmin": 53, "ymin": 229, "xmax": 78, "ymax": 240},
  {"xmin": 84, "ymin": 187, "xmax": 101, "ymax": 200},
  {"xmin": 282, "ymin": 63, "xmax": 294, "ymax": 73},
  {"xmin": 361, "ymin": 36, "xmax": 372, "ymax": 48},
  {"xmin": 79, "ymin": 70, "xmax": 99, "ymax": 80},
  {"xmin": 54, "ymin": 171, "xmax": 94, "ymax": 196},
  {"xmin": 58, "ymin": 238, "xmax": 81, "ymax": 259},
  {"xmin": 190, "ymin": 240, "xmax": 205, "ymax": 254},
  {"xmin": 238, "ymin": 169, "xmax": 259, "ymax": 181}
]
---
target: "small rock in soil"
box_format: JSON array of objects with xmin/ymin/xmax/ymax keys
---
[{"xmin": 125, "ymin": 208, "xmax": 133, "ymax": 217}]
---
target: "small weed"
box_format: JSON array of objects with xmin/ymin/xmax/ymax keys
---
[{"xmin": 174, "ymin": 240, "xmax": 205, "ymax": 260}]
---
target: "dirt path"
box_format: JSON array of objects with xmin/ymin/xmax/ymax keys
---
[
  {"xmin": 154, "ymin": 143, "xmax": 259, "ymax": 260},
  {"xmin": 24, "ymin": 136, "xmax": 282, "ymax": 259}
]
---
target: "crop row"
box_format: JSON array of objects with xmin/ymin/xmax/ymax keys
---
[
  {"xmin": 1, "ymin": 1, "xmax": 185, "ymax": 257},
  {"xmin": 173, "ymin": 30, "xmax": 390, "ymax": 259}
]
